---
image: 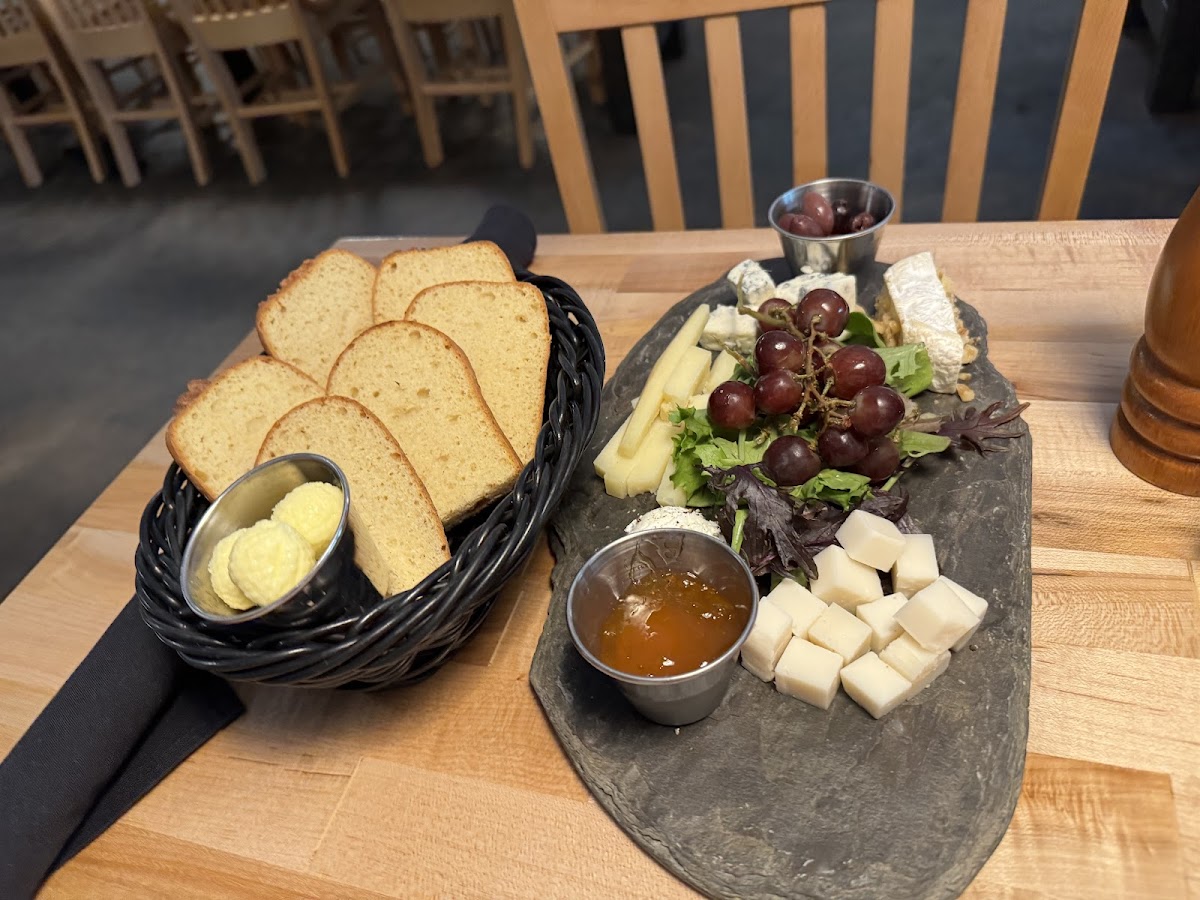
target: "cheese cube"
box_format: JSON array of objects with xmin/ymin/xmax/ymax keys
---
[
  {"xmin": 775, "ymin": 272, "xmax": 857, "ymax": 309},
  {"xmin": 774, "ymin": 638, "xmax": 843, "ymax": 709},
  {"xmin": 940, "ymin": 576, "xmax": 989, "ymax": 651},
  {"xmin": 699, "ymin": 305, "xmax": 758, "ymax": 354},
  {"xmin": 894, "ymin": 579, "xmax": 977, "ymax": 652},
  {"xmin": 726, "ymin": 259, "xmax": 776, "ymax": 308},
  {"xmin": 856, "ymin": 592, "xmax": 908, "ymax": 652},
  {"xmin": 810, "ymin": 545, "xmax": 883, "ymax": 609},
  {"xmin": 905, "ymin": 646, "xmax": 951, "ymax": 700},
  {"xmin": 836, "ymin": 510, "xmax": 906, "ymax": 570},
  {"xmin": 702, "ymin": 350, "xmax": 740, "ymax": 393},
  {"xmin": 879, "ymin": 633, "xmax": 947, "ymax": 683},
  {"xmin": 891, "ymin": 533, "xmax": 939, "ymax": 596},
  {"xmin": 663, "ymin": 346, "xmax": 713, "ymax": 406},
  {"xmin": 841, "ymin": 652, "xmax": 913, "ymax": 718},
  {"xmin": 807, "ymin": 602, "xmax": 872, "ymax": 664},
  {"xmin": 655, "ymin": 459, "xmax": 688, "ymax": 507},
  {"xmin": 763, "ymin": 579, "xmax": 827, "ymax": 638},
  {"xmin": 740, "ymin": 601, "xmax": 792, "ymax": 681}
]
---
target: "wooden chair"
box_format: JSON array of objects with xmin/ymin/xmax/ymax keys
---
[
  {"xmin": 511, "ymin": 0, "xmax": 1128, "ymax": 233},
  {"xmin": 39, "ymin": 0, "xmax": 213, "ymax": 186},
  {"xmin": 167, "ymin": 0, "xmax": 377, "ymax": 183},
  {"xmin": 0, "ymin": 0, "xmax": 105, "ymax": 186}
]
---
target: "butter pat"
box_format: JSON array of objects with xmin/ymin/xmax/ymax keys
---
[
  {"xmin": 807, "ymin": 602, "xmax": 872, "ymax": 664},
  {"xmin": 836, "ymin": 509, "xmax": 906, "ymax": 570},
  {"xmin": 741, "ymin": 600, "xmax": 792, "ymax": 681},
  {"xmin": 841, "ymin": 652, "xmax": 912, "ymax": 718},
  {"xmin": 271, "ymin": 481, "xmax": 343, "ymax": 556},
  {"xmin": 228, "ymin": 519, "xmax": 315, "ymax": 607},
  {"xmin": 763, "ymin": 579, "xmax": 827, "ymax": 638},
  {"xmin": 208, "ymin": 528, "xmax": 254, "ymax": 610},
  {"xmin": 810, "ymin": 545, "xmax": 883, "ymax": 609},
  {"xmin": 940, "ymin": 576, "xmax": 989, "ymax": 651},
  {"xmin": 774, "ymin": 638, "xmax": 843, "ymax": 709},
  {"xmin": 856, "ymin": 592, "xmax": 908, "ymax": 652},
  {"xmin": 894, "ymin": 579, "xmax": 978, "ymax": 652},
  {"xmin": 891, "ymin": 533, "xmax": 939, "ymax": 596},
  {"xmin": 880, "ymin": 633, "xmax": 947, "ymax": 684}
]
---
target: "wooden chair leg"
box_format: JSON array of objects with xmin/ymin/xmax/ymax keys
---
[
  {"xmin": 294, "ymin": 12, "xmax": 350, "ymax": 177},
  {"xmin": 0, "ymin": 88, "xmax": 43, "ymax": 188},
  {"xmin": 501, "ymin": 9, "xmax": 534, "ymax": 170},
  {"xmin": 44, "ymin": 53, "xmax": 106, "ymax": 183},
  {"xmin": 362, "ymin": 0, "xmax": 410, "ymax": 108},
  {"xmin": 382, "ymin": 6, "xmax": 443, "ymax": 167},
  {"xmin": 155, "ymin": 43, "xmax": 211, "ymax": 186},
  {"xmin": 190, "ymin": 37, "xmax": 266, "ymax": 184},
  {"xmin": 76, "ymin": 60, "xmax": 141, "ymax": 187}
]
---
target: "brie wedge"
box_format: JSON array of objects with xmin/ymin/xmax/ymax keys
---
[{"xmin": 876, "ymin": 252, "xmax": 964, "ymax": 393}]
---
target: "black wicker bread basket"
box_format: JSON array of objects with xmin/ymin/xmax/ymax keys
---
[{"xmin": 135, "ymin": 271, "xmax": 604, "ymax": 690}]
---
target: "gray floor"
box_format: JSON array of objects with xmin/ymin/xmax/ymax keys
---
[{"xmin": 1, "ymin": 0, "xmax": 1197, "ymax": 600}]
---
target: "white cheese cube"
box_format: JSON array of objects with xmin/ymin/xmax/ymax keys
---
[
  {"xmin": 806, "ymin": 602, "xmax": 872, "ymax": 664},
  {"xmin": 894, "ymin": 579, "xmax": 978, "ymax": 652},
  {"xmin": 810, "ymin": 545, "xmax": 883, "ymax": 609},
  {"xmin": 890, "ymin": 533, "xmax": 939, "ymax": 596},
  {"xmin": 879, "ymin": 633, "xmax": 946, "ymax": 683},
  {"xmin": 836, "ymin": 510, "xmax": 906, "ymax": 570},
  {"xmin": 702, "ymin": 350, "xmax": 740, "ymax": 393},
  {"xmin": 841, "ymin": 652, "xmax": 912, "ymax": 719},
  {"xmin": 939, "ymin": 576, "xmax": 989, "ymax": 651},
  {"xmin": 905, "ymin": 647, "xmax": 951, "ymax": 700},
  {"xmin": 726, "ymin": 259, "xmax": 776, "ymax": 308},
  {"xmin": 763, "ymin": 579, "xmax": 827, "ymax": 638},
  {"xmin": 740, "ymin": 601, "xmax": 792, "ymax": 681},
  {"xmin": 856, "ymin": 592, "xmax": 908, "ymax": 652},
  {"xmin": 773, "ymin": 638, "xmax": 842, "ymax": 709},
  {"xmin": 699, "ymin": 305, "xmax": 758, "ymax": 354}
]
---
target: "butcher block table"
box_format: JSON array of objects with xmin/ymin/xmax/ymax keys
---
[{"xmin": 1, "ymin": 221, "xmax": 1198, "ymax": 899}]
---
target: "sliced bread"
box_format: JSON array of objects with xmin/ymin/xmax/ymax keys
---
[
  {"xmin": 327, "ymin": 322, "xmax": 521, "ymax": 524},
  {"xmin": 371, "ymin": 241, "xmax": 514, "ymax": 323},
  {"xmin": 257, "ymin": 397, "xmax": 450, "ymax": 596},
  {"xmin": 406, "ymin": 280, "xmax": 549, "ymax": 465},
  {"xmin": 167, "ymin": 356, "xmax": 323, "ymax": 500},
  {"xmin": 257, "ymin": 249, "xmax": 377, "ymax": 384}
]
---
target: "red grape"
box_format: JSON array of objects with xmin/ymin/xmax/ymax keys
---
[
  {"xmin": 757, "ymin": 297, "xmax": 792, "ymax": 335},
  {"xmin": 763, "ymin": 436, "xmax": 822, "ymax": 486},
  {"xmin": 831, "ymin": 199, "xmax": 853, "ymax": 234},
  {"xmin": 777, "ymin": 212, "xmax": 802, "ymax": 232},
  {"xmin": 817, "ymin": 426, "xmax": 868, "ymax": 467},
  {"xmin": 849, "ymin": 385, "xmax": 905, "ymax": 437},
  {"xmin": 784, "ymin": 213, "xmax": 824, "ymax": 237},
  {"xmin": 851, "ymin": 437, "xmax": 900, "ymax": 482},
  {"xmin": 828, "ymin": 345, "xmax": 886, "ymax": 400},
  {"xmin": 851, "ymin": 211, "xmax": 877, "ymax": 232},
  {"xmin": 755, "ymin": 331, "xmax": 807, "ymax": 374},
  {"xmin": 708, "ymin": 381, "xmax": 757, "ymax": 430},
  {"xmin": 801, "ymin": 192, "xmax": 835, "ymax": 235},
  {"xmin": 755, "ymin": 370, "xmax": 805, "ymax": 415},
  {"xmin": 792, "ymin": 289, "xmax": 850, "ymax": 336}
]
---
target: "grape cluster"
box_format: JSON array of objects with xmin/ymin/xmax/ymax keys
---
[
  {"xmin": 707, "ymin": 291, "xmax": 906, "ymax": 486},
  {"xmin": 777, "ymin": 192, "xmax": 877, "ymax": 238}
]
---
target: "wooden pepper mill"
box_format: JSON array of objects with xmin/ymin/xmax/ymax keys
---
[{"xmin": 1111, "ymin": 186, "xmax": 1200, "ymax": 495}]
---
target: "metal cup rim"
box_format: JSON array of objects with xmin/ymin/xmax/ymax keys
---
[
  {"xmin": 566, "ymin": 528, "xmax": 759, "ymax": 686},
  {"xmin": 767, "ymin": 177, "xmax": 896, "ymax": 243},
  {"xmin": 180, "ymin": 452, "xmax": 352, "ymax": 625}
]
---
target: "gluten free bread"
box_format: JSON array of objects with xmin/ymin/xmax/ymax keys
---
[
  {"xmin": 327, "ymin": 322, "xmax": 522, "ymax": 524},
  {"xmin": 166, "ymin": 356, "xmax": 323, "ymax": 500},
  {"xmin": 372, "ymin": 241, "xmax": 514, "ymax": 323},
  {"xmin": 406, "ymin": 281, "xmax": 549, "ymax": 464},
  {"xmin": 257, "ymin": 249, "xmax": 377, "ymax": 383},
  {"xmin": 257, "ymin": 397, "xmax": 450, "ymax": 596}
]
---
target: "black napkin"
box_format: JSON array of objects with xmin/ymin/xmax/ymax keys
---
[
  {"xmin": 465, "ymin": 204, "xmax": 538, "ymax": 275},
  {"xmin": 0, "ymin": 598, "xmax": 243, "ymax": 898}
]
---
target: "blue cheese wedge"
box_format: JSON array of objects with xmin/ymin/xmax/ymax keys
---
[
  {"xmin": 700, "ymin": 305, "xmax": 758, "ymax": 354},
  {"xmin": 876, "ymin": 252, "xmax": 971, "ymax": 394},
  {"xmin": 775, "ymin": 272, "xmax": 859, "ymax": 311},
  {"xmin": 726, "ymin": 259, "xmax": 776, "ymax": 309}
]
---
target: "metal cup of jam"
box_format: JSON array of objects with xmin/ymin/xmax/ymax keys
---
[{"xmin": 567, "ymin": 529, "xmax": 759, "ymax": 727}]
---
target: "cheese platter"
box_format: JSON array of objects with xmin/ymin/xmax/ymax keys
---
[{"xmin": 530, "ymin": 247, "xmax": 1032, "ymax": 898}]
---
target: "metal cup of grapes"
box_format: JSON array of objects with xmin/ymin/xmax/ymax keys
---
[
  {"xmin": 769, "ymin": 177, "xmax": 895, "ymax": 274},
  {"xmin": 567, "ymin": 529, "xmax": 759, "ymax": 727}
]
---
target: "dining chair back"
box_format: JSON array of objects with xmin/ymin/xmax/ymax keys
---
[
  {"xmin": 0, "ymin": 0, "xmax": 106, "ymax": 185},
  {"xmin": 40, "ymin": 0, "xmax": 212, "ymax": 185},
  {"xmin": 511, "ymin": 0, "xmax": 1127, "ymax": 233}
]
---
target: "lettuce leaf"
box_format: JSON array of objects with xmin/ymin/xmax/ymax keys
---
[
  {"xmin": 790, "ymin": 468, "xmax": 872, "ymax": 509},
  {"xmin": 841, "ymin": 312, "xmax": 885, "ymax": 347},
  {"xmin": 894, "ymin": 429, "xmax": 951, "ymax": 460},
  {"xmin": 875, "ymin": 344, "xmax": 934, "ymax": 397},
  {"xmin": 669, "ymin": 407, "xmax": 768, "ymax": 507}
]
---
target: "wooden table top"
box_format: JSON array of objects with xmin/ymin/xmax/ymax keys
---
[{"xmin": 2, "ymin": 221, "xmax": 1198, "ymax": 899}]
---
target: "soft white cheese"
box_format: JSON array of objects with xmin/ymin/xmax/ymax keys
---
[
  {"xmin": 741, "ymin": 601, "xmax": 792, "ymax": 681},
  {"xmin": 726, "ymin": 259, "xmax": 776, "ymax": 309},
  {"xmin": 699, "ymin": 305, "xmax": 758, "ymax": 354},
  {"xmin": 841, "ymin": 652, "xmax": 912, "ymax": 719},
  {"xmin": 894, "ymin": 579, "xmax": 977, "ymax": 652},
  {"xmin": 878, "ymin": 252, "xmax": 964, "ymax": 393},
  {"xmin": 836, "ymin": 509, "xmax": 906, "ymax": 571},
  {"xmin": 763, "ymin": 579, "xmax": 827, "ymax": 639},
  {"xmin": 775, "ymin": 272, "xmax": 858, "ymax": 310},
  {"xmin": 806, "ymin": 602, "xmax": 872, "ymax": 665},
  {"xmin": 774, "ymin": 637, "xmax": 843, "ymax": 709},
  {"xmin": 624, "ymin": 507, "xmax": 722, "ymax": 539},
  {"xmin": 891, "ymin": 533, "xmax": 939, "ymax": 597},
  {"xmin": 856, "ymin": 592, "xmax": 908, "ymax": 652},
  {"xmin": 939, "ymin": 576, "xmax": 988, "ymax": 651},
  {"xmin": 810, "ymin": 545, "xmax": 883, "ymax": 609}
]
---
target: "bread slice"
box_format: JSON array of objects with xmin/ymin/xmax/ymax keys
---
[
  {"xmin": 257, "ymin": 249, "xmax": 377, "ymax": 384},
  {"xmin": 257, "ymin": 397, "xmax": 450, "ymax": 596},
  {"xmin": 327, "ymin": 322, "xmax": 522, "ymax": 524},
  {"xmin": 166, "ymin": 356, "xmax": 323, "ymax": 500},
  {"xmin": 372, "ymin": 241, "xmax": 514, "ymax": 323},
  {"xmin": 406, "ymin": 281, "xmax": 549, "ymax": 465}
]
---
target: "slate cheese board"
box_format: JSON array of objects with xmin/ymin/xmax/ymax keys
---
[{"xmin": 529, "ymin": 259, "xmax": 1032, "ymax": 900}]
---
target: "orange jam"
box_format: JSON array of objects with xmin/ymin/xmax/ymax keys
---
[{"xmin": 594, "ymin": 570, "xmax": 750, "ymax": 677}]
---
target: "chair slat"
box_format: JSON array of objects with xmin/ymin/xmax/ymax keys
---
[
  {"xmin": 549, "ymin": 0, "xmax": 825, "ymax": 33},
  {"xmin": 869, "ymin": 0, "xmax": 913, "ymax": 220},
  {"xmin": 789, "ymin": 2, "xmax": 826, "ymax": 186},
  {"xmin": 512, "ymin": 0, "xmax": 604, "ymax": 232},
  {"xmin": 705, "ymin": 14, "xmax": 753, "ymax": 228},
  {"xmin": 942, "ymin": 0, "xmax": 1006, "ymax": 222},
  {"xmin": 1038, "ymin": 0, "xmax": 1124, "ymax": 221},
  {"xmin": 621, "ymin": 23, "xmax": 684, "ymax": 230}
]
